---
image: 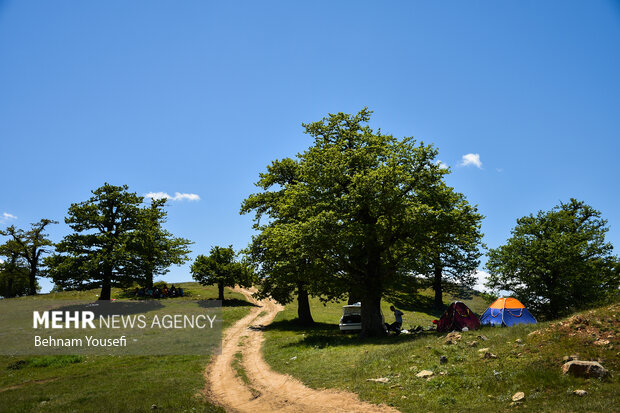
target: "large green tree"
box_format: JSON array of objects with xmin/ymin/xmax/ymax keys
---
[
  {"xmin": 243, "ymin": 109, "xmax": 455, "ymax": 336},
  {"xmin": 128, "ymin": 198, "xmax": 192, "ymax": 288},
  {"xmin": 417, "ymin": 184, "xmax": 484, "ymax": 309},
  {"xmin": 0, "ymin": 219, "xmax": 56, "ymax": 295},
  {"xmin": 486, "ymin": 199, "xmax": 619, "ymax": 318},
  {"xmin": 47, "ymin": 184, "xmax": 143, "ymax": 300},
  {"xmin": 191, "ymin": 245, "xmax": 254, "ymax": 301}
]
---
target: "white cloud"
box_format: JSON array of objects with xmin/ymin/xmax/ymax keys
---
[
  {"xmin": 458, "ymin": 153, "xmax": 482, "ymax": 169},
  {"xmin": 1, "ymin": 212, "xmax": 17, "ymax": 223},
  {"xmin": 474, "ymin": 269, "xmax": 490, "ymax": 292},
  {"xmin": 436, "ymin": 160, "xmax": 449, "ymax": 170},
  {"xmin": 145, "ymin": 192, "xmax": 200, "ymax": 202}
]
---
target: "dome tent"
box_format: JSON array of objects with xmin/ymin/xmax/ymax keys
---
[
  {"xmin": 480, "ymin": 297, "xmax": 537, "ymax": 327},
  {"xmin": 436, "ymin": 301, "xmax": 481, "ymax": 333}
]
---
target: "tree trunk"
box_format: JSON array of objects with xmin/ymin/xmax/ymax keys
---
[
  {"xmin": 100, "ymin": 276, "xmax": 112, "ymax": 300},
  {"xmin": 28, "ymin": 260, "xmax": 37, "ymax": 296},
  {"xmin": 99, "ymin": 265, "xmax": 112, "ymax": 300},
  {"xmin": 296, "ymin": 284, "xmax": 314, "ymax": 325},
  {"xmin": 433, "ymin": 262, "xmax": 443, "ymax": 310},
  {"xmin": 360, "ymin": 285, "xmax": 385, "ymax": 337},
  {"xmin": 218, "ymin": 281, "xmax": 225, "ymax": 301},
  {"xmin": 7, "ymin": 276, "xmax": 14, "ymax": 298},
  {"xmin": 360, "ymin": 256, "xmax": 385, "ymax": 337},
  {"xmin": 147, "ymin": 270, "xmax": 154, "ymax": 289},
  {"xmin": 359, "ymin": 222, "xmax": 386, "ymax": 337}
]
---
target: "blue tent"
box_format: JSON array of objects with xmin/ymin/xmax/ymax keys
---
[{"xmin": 480, "ymin": 297, "xmax": 537, "ymax": 327}]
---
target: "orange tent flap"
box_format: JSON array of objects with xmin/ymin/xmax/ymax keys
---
[
  {"xmin": 489, "ymin": 298, "xmax": 506, "ymax": 309},
  {"xmin": 505, "ymin": 297, "xmax": 525, "ymax": 309},
  {"xmin": 489, "ymin": 297, "xmax": 525, "ymax": 309}
]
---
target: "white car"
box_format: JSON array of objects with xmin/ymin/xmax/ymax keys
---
[{"xmin": 339, "ymin": 302, "xmax": 386, "ymax": 332}]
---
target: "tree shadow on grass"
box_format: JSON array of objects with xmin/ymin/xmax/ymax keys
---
[
  {"xmin": 197, "ymin": 298, "xmax": 259, "ymax": 308},
  {"xmin": 384, "ymin": 290, "xmax": 445, "ymax": 318},
  {"xmin": 266, "ymin": 319, "xmax": 435, "ymax": 348}
]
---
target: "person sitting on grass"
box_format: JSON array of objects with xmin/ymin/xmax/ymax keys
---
[
  {"xmin": 385, "ymin": 305, "xmax": 403, "ymax": 335},
  {"xmin": 169, "ymin": 285, "xmax": 177, "ymax": 297}
]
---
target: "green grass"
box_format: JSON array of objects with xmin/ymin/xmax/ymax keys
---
[
  {"xmin": 263, "ymin": 291, "xmax": 620, "ymax": 412},
  {"xmin": 0, "ymin": 283, "xmax": 253, "ymax": 413}
]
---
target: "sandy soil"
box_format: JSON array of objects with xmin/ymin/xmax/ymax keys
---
[{"xmin": 204, "ymin": 287, "xmax": 400, "ymax": 413}]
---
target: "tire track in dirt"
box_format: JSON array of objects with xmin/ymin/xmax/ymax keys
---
[{"xmin": 204, "ymin": 287, "xmax": 399, "ymax": 413}]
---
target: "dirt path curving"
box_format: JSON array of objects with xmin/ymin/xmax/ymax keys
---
[{"xmin": 204, "ymin": 287, "xmax": 399, "ymax": 413}]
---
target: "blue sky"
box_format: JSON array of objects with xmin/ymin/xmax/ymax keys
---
[{"xmin": 1, "ymin": 1, "xmax": 619, "ymax": 293}]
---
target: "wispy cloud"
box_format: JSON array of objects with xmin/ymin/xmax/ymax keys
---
[
  {"xmin": 1, "ymin": 212, "xmax": 17, "ymax": 223},
  {"xmin": 436, "ymin": 160, "xmax": 449, "ymax": 170},
  {"xmin": 145, "ymin": 192, "xmax": 201, "ymax": 202},
  {"xmin": 458, "ymin": 153, "xmax": 482, "ymax": 169}
]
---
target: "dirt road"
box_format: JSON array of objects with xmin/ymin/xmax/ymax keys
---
[{"xmin": 204, "ymin": 287, "xmax": 399, "ymax": 413}]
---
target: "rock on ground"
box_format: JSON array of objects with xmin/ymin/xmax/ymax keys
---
[{"xmin": 562, "ymin": 360, "xmax": 608, "ymax": 379}]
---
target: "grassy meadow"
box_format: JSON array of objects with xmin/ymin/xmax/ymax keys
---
[
  {"xmin": 0, "ymin": 283, "xmax": 253, "ymax": 413},
  {"xmin": 262, "ymin": 289, "xmax": 619, "ymax": 413}
]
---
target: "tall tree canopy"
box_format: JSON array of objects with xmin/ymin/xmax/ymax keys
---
[
  {"xmin": 191, "ymin": 245, "xmax": 254, "ymax": 301},
  {"xmin": 486, "ymin": 199, "xmax": 619, "ymax": 318},
  {"xmin": 47, "ymin": 183, "xmax": 192, "ymax": 300},
  {"xmin": 0, "ymin": 219, "xmax": 56, "ymax": 295},
  {"xmin": 243, "ymin": 109, "xmax": 476, "ymax": 336}
]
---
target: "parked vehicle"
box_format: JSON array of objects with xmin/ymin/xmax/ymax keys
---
[{"xmin": 339, "ymin": 302, "xmax": 386, "ymax": 332}]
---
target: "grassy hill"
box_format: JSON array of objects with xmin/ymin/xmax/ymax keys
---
[
  {"xmin": 262, "ymin": 290, "xmax": 619, "ymax": 412},
  {"xmin": 0, "ymin": 283, "xmax": 253, "ymax": 413}
]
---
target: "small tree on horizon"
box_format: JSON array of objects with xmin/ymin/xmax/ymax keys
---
[
  {"xmin": 0, "ymin": 219, "xmax": 57, "ymax": 295},
  {"xmin": 191, "ymin": 245, "xmax": 254, "ymax": 301},
  {"xmin": 486, "ymin": 198, "xmax": 619, "ymax": 319}
]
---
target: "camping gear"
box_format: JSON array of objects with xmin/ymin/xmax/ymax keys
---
[
  {"xmin": 436, "ymin": 301, "xmax": 481, "ymax": 332},
  {"xmin": 480, "ymin": 297, "xmax": 537, "ymax": 327}
]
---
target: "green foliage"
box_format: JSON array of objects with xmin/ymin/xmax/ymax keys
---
[
  {"xmin": 46, "ymin": 183, "xmax": 192, "ymax": 300},
  {"xmin": 414, "ymin": 184, "xmax": 484, "ymax": 308},
  {"xmin": 0, "ymin": 258, "xmax": 31, "ymax": 298},
  {"xmin": 486, "ymin": 198, "xmax": 620, "ymax": 319},
  {"xmin": 46, "ymin": 183, "xmax": 144, "ymax": 299},
  {"xmin": 0, "ymin": 219, "xmax": 56, "ymax": 295},
  {"xmin": 127, "ymin": 198, "xmax": 192, "ymax": 287},
  {"xmin": 243, "ymin": 108, "xmax": 480, "ymax": 336},
  {"xmin": 191, "ymin": 245, "xmax": 254, "ymax": 300}
]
